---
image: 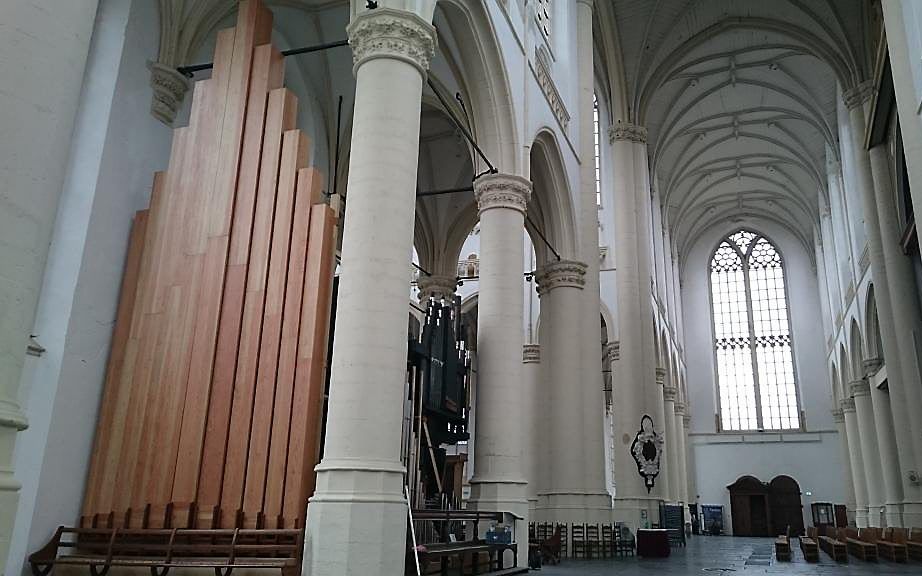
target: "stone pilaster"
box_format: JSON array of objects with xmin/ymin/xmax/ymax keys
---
[
  {"xmin": 470, "ymin": 173, "xmax": 531, "ymax": 567},
  {"xmin": 304, "ymin": 9, "xmax": 436, "ymax": 575}
]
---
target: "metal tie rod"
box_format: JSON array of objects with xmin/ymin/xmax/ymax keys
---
[{"xmin": 177, "ymin": 39, "xmax": 349, "ymax": 76}]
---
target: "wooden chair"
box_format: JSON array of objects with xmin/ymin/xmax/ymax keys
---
[
  {"xmin": 557, "ymin": 523, "xmax": 568, "ymax": 559},
  {"xmin": 615, "ymin": 525, "xmax": 635, "ymax": 557},
  {"xmin": 908, "ymin": 527, "xmax": 922, "ymax": 561},
  {"xmin": 601, "ymin": 524, "xmax": 616, "ymax": 558},
  {"xmin": 585, "ymin": 524, "xmax": 600, "ymax": 559},
  {"xmin": 571, "ymin": 524, "xmax": 587, "ymax": 559},
  {"xmin": 540, "ymin": 525, "xmax": 561, "ymax": 565}
]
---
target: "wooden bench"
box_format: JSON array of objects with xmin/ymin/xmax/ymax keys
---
[
  {"xmin": 774, "ymin": 535, "xmax": 791, "ymax": 561},
  {"xmin": 810, "ymin": 526, "xmax": 847, "ymax": 562},
  {"xmin": 844, "ymin": 527, "xmax": 877, "ymax": 562},
  {"xmin": 29, "ymin": 526, "xmax": 302, "ymax": 576},
  {"xmin": 410, "ymin": 509, "xmax": 523, "ymax": 575},
  {"xmin": 799, "ymin": 534, "xmax": 819, "ymax": 563},
  {"xmin": 908, "ymin": 527, "xmax": 922, "ymax": 561},
  {"xmin": 875, "ymin": 528, "xmax": 908, "ymax": 563}
]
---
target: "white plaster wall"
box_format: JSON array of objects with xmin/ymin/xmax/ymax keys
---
[
  {"xmin": 682, "ymin": 219, "xmax": 845, "ymax": 533},
  {"xmin": 6, "ymin": 1, "xmax": 172, "ymax": 573}
]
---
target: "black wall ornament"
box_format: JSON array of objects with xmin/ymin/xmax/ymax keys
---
[{"xmin": 630, "ymin": 415, "xmax": 663, "ymax": 493}]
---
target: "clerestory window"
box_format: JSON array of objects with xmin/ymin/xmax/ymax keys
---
[{"xmin": 710, "ymin": 230, "xmax": 800, "ymax": 431}]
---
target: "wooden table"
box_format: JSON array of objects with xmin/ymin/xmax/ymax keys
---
[{"xmin": 637, "ymin": 529, "xmax": 671, "ymax": 558}]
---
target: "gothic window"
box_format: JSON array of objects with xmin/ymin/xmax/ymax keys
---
[
  {"xmin": 535, "ymin": 0, "xmax": 551, "ymax": 41},
  {"xmin": 710, "ymin": 230, "xmax": 800, "ymax": 431},
  {"xmin": 594, "ymin": 94, "xmax": 601, "ymax": 207}
]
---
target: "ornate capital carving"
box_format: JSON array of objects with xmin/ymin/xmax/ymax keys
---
[
  {"xmin": 863, "ymin": 357, "xmax": 883, "ymax": 378},
  {"xmin": 841, "ymin": 397, "xmax": 857, "ymax": 413},
  {"xmin": 609, "ymin": 121, "xmax": 647, "ymax": 144},
  {"xmin": 603, "ymin": 341, "xmax": 620, "ymax": 363},
  {"xmin": 683, "ymin": 413, "xmax": 691, "ymax": 428},
  {"xmin": 655, "ymin": 367, "xmax": 666, "ymax": 385},
  {"xmin": 523, "ymin": 344, "xmax": 541, "ymax": 363},
  {"xmin": 347, "ymin": 8, "xmax": 437, "ymax": 76},
  {"xmin": 416, "ymin": 274, "xmax": 457, "ymax": 302},
  {"xmin": 149, "ymin": 62, "xmax": 191, "ymax": 126},
  {"xmin": 663, "ymin": 385, "xmax": 678, "ymax": 402},
  {"xmin": 535, "ymin": 260, "xmax": 586, "ymax": 296},
  {"xmin": 474, "ymin": 173, "xmax": 532, "ymax": 215},
  {"xmin": 674, "ymin": 402, "xmax": 687, "ymax": 416},
  {"xmin": 849, "ymin": 378, "xmax": 871, "ymax": 398},
  {"xmin": 843, "ymin": 80, "xmax": 874, "ymax": 110},
  {"xmin": 831, "ymin": 408, "xmax": 845, "ymax": 423}
]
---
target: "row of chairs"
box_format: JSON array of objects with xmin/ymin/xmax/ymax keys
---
[{"xmin": 529, "ymin": 522, "xmax": 635, "ymax": 560}]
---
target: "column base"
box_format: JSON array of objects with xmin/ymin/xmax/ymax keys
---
[
  {"xmin": 866, "ymin": 504, "xmax": 885, "ymax": 527},
  {"xmin": 535, "ymin": 491, "xmax": 613, "ymax": 525},
  {"xmin": 613, "ymin": 496, "xmax": 664, "ymax": 531},
  {"xmin": 469, "ymin": 479, "xmax": 529, "ymax": 569},
  {"xmin": 900, "ymin": 501, "xmax": 922, "ymax": 527},
  {"xmin": 854, "ymin": 507, "xmax": 869, "ymax": 528},
  {"xmin": 303, "ymin": 459, "xmax": 407, "ymax": 576}
]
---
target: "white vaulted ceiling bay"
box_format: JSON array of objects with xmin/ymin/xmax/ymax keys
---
[{"xmin": 605, "ymin": 0, "xmax": 870, "ymax": 263}]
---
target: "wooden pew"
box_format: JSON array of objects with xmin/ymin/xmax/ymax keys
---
[
  {"xmin": 811, "ymin": 526, "xmax": 847, "ymax": 562},
  {"xmin": 844, "ymin": 527, "xmax": 878, "ymax": 562},
  {"xmin": 799, "ymin": 530, "xmax": 819, "ymax": 562},
  {"xmin": 774, "ymin": 535, "xmax": 791, "ymax": 561},
  {"xmin": 874, "ymin": 527, "xmax": 908, "ymax": 563},
  {"xmin": 908, "ymin": 527, "xmax": 922, "ymax": 561},
  {"xmin": 410, "ymin": 509, "xmax": 525, "ymax": 575}
]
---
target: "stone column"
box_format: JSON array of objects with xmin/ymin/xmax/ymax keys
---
[
  {"xmin": 469, "ymin": 173, "xmax": 531, "ymax": 568},
  {"xmin": 610, "ymin": 122, "xmax": 660, "ymax": 529},
  {"xmin": 845, "ymin": 84, "xmax": 922, "ymax": 524},
  {"xmin": 651, "ymin": 368, "xmax": 672, "ymax": 501},
  {"xmin": 536, "ymin": 260, "xmax": 589, "ymax": 523},
  {"xmin": 0, "ymin": 0, "xmax": 100, "ymax": 566},
  {"xmin": 303, "ymin": 9, "xmax": 435, "ymax": 575},
  {"xmin": 842, "ymin": 398, "xmax": 870, "ymax": 527},
  {"xmin": 850, "ymin": 378, "xmax": 886, "ymax": 527},
  {"xmin": 524, "ymin": 345, "xmax": 541, "ymax": 514},
  {"xmin": 868, "ymin": 140, "xmax": 922, "ymax": 524},
  {"xmin": 683, "ymin": 414, "xmax": 697, "ymax": 504},
  {"xmin": 832, "ymin": 408, "xmax": 858, "ymax": 525},
  {"xmin": 674, "ymin": 402, "xmax": 689, "ymax": 505},
  {"xmin": 575, "ymin": 0, "xmax": 611, "ymax": 523},
  {"xmin": 662, "ymin": 381, "xmax": 680, "ymax": 502},
  {"xmin": 416, "ymin": 274, "xmax": 458, "ymax": 303}
]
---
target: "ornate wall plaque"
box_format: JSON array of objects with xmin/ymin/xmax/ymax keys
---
[{"xmin": 630, "ymin": 415, "xmax": 663, "ymax": 493}]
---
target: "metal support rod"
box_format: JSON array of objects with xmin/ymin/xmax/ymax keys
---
[
  {"xmin": 176, "ymin": 39, "xmax": 348, "ymax": 76},
  {"xmin": 412, "ymin": 262, "xmax": 432, "ymax": 277},
  {"xmin": 416, "ymin": 185, "xmax": 474, "ymax": 198},
  {"xmin": 426, "ymin": 76, "xmax": 497, "ymax": 176},
  {"xmin": 525, "ymin": 215, "xmax": 562, "ymax": 261},
  {"xmin": 331, "ymin": 95, "xmax": 343, "ymax": 197}
]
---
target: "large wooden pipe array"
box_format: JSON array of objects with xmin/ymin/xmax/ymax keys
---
[{"xmin": 81, "ymin": 0, "xmax": 336, "ymax": 531}]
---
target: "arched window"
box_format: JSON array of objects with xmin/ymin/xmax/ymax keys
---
[
  {"xmin": 593, "ymin": 94, "xmax": 601, "ymax": 207},
  {"xmin": 710, "ymin": 230, "xmax": 800, "ymax": 431}
]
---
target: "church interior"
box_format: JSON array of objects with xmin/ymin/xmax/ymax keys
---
[{"xmin": 3, "ymin": 0, "xmax": 922, "ymax": 574}]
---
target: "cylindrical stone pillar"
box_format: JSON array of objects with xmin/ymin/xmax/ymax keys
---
[
  {"xmin": 842, "ymin": 398, "xmax": 870, "ymax": 527},
  {"xmin": 683, "ymin": 414, "xmax": 696, "ymax": 505},
  {"xmin": 663, "ymin": 383, "xmax": 680, "ymax": 502},
  {"xmin": 651, "ymin": 368, "xmax": 672, "ymax": 501},
  {"xmin": 470, "ymin": 173, "xmax": 531, "ymax": 568},
  {"xmin": 536, "ymin": 260, "xmax": 592, "ymax": 523},
  {"xmin": 674, "ymin": 402, "xmax": 689, "ymax": 505},
  {"xmin": 304, "ymin": 9, "xmax": 435, "ymax": 575},
  {"xmin": 850, "ymin": 379, "xmax": 886, "ymax": 527},
  {"xmin": 832, "ymin": 408, "xmax": 858, "ymax": 525},
  {"xmin": 524, "ymin": 344, "xmax": 541, "ymax": 514},
  {"xmin": 846, "ymin": 86, "xmax": 922, "ymax": 524}
]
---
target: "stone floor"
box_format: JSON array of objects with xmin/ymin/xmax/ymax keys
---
[{"xmin": 535, "ymin": 536, "xmax": 921, "ymax": 575}]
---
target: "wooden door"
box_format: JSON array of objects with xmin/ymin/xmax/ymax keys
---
[
  {"xmin": 728, "ymin": 475, "xmax": 770, "ymax": 536},
  {"xmin": 769, "ymin": 475, "xmax": 804, "ymax": 536}
]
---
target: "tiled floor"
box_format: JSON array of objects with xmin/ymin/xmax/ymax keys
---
[{"xmin": 536, "ymin": 536, "xmax": 921, "ymax": 575}]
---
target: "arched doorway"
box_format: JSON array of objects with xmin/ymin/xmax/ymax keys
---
[
  {"xmin": 728, "ymin": 476, "xmax": 770, "ymax": 536},
  {"xmin": 769, "ymin": 475, "xmax": 804, "ymax": 536}
]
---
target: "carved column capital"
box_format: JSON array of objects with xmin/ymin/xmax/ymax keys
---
[
  {"xmin": 843, "ymin": 80, "xmax": 874, "ymax": 110},
  {"xmin": 840, "ymin": 397, "xmax": 857, "ymax": 413},
  {"xmin": 664, "ymin": 385, "xmax": 678, "ymax": 402},
  {"xmin": 474, "ymin": 173, "xmax": 532, "ymax": 215},
  {"xmin": 609, "ymin": 121, "xmax": 647, "ymax": 144},
  {"xmin": 683, "ymin": 413, "xmax": 691, "ymax": 428},
  {"xmin": 347, "ymin": 7, "xmax": 437, "ymax": 77},
  {"xmin": 602, "ymin": 341, "xmax": 620, "ymax": 363},
  {"xmin": 416, "ymin": 274, "xmax": 457, "ymax": 302},
  {"xmin": 149, "ymin": 62, "xmax": 191, "ymax": 126},
  {"xmin": 655, "ymin": 367, "xmax": 666, "ymax": 385},
  {"xmin": 831, "ymin": 408, "xmax": 845, "ymax": 424},
  {"xmin": 674, "ymin": 402, "xmax": 687, "ymax": 416},
  {"xmin": 863, "ymin": 358, "xmax": 883, "ymax": 378},
  {"xmin": 523, "ymin": 344, "xmax": 541, "ymax": 363},
  {"xmin": 849, "ymin": 378, "xmax": 871, "ymax": 398},
  {"xmin": 535, "ymin": 260, "xmax": 587, "ymax": 296}
]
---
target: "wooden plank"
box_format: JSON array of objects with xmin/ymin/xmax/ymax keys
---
[
  {"xmin": 81, "ymin": 208, "xmax": 149, "ymax": 521},
  {"xmin": 214, "ymin": 88, "xmax": 298, "ymax": 527},
  {"xmin": 241, "ymin": 131, "xmax": 309, "ymax": 528},
  {"xmin": 263, "ymin": 168, "xmax": 324, "ymax": 528},
  {"xmin": 195, "ymin": 45, "xmax": 286, "ymax": 528},
  {"xmin": 282, "ymin": 203, "xmax": 336, "ymax": 527}
]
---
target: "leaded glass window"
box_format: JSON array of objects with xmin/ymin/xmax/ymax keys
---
[{"xmin": 710, "ymin": 230, "xmax": 800, "ymax": 431}]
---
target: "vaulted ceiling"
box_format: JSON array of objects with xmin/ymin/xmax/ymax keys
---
[{"xmin": 602, "ymin": 0, "xmax": 879, "ymax": 257}]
